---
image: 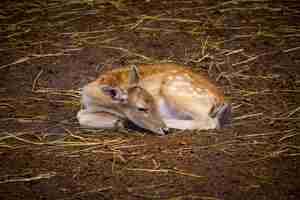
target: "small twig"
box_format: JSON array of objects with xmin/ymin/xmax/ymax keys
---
[
  {"xmin": 130, "ymin": 18, "xmax": 146, "ymax": 30},
  {"xmin": 48, "ymin": 141, "xmax": 107, "ymax": 147},
  {"xmin": 126, "ymin": 168, "xmax": 206, "ymax": 179},
  {"xmin": 278, "ymin": 132, "xmax": 300, "ymax": 142},
  {"xmin": 282, "ymin": 46, "xmax": 300, "ymax": 53},
  {"xmin": 0, "ymin": 172, "xmax": 56, "ymax": 184},
  {"xmin": 58, "ymin": 146, "xmax": 102, "ymax": 156},
  {"xmin": 98, "ymin": 45, "xmax": 152, "ymax": 61},
  {"xmin": 231, "ymin": 47, "xmax": 298, "ymax": 67},
  {"xmin": 33, "ymin": 88, "xmax": 81, "ymax": 98},
  {"xmin": 63, "ymin": 127, "xmax": 89, "ymax": 142},
  {"xmin": 181, "ymin": 140, "xmax": 240, "ymax": 152},
  {"xmin": 283, "ymin": 34, "xmax": 300, "ymax": 38},
  {"xmin": 170, "ymin": 169, "xmax": 206, "ymax": 179},
  {"xmin": 126, "ymin": 168, "xmax": 169, "ymax": 173},
  {"xmin": 0, "ymin": 144, "xmax": 15, "ymax": 149},
  {"xmin": 286, "ymin": 106, "xmax": 300, "ymax": 118},
  {"xmin": 219, "ymin": 6, "xmax": 283, "ymax": 13},
  {"xmin": 112, "ymin": 144, "xmax": 147, "ymax": 149},
  {"xmin": 217, "ymin": 34, "xmax": 253, "ymax": 45},
  {"xmin": 0, "ymin": 103, "xmax": 15, "ymax": 110},
  {"xmin": 3, "ymin": 133, "xmax": 45, "ymax": 145},
  {"xmin": 225, "ymin": 48, "xmax": 244, "ymax": 56},
  {"xmin": 201, "ymin": 37, "xmax": 209, "ymax": 56},
  {"xmin": 0, "ymin": 132, "xmax": 34, "ymax": 141},
  {"xmin": 231, "ymin": 55, "xmax": 259, "ymax": 66},
  {"xmin": 32, "ymin": 69, "xmax": 43, "ymax": 92},
  {"xmin": 0, "ymin": 57, "xmax": 30, "ymax": 70},
  {"xmin": 237, "ymin": 129, "xmax": 295, "ymax": 139},
  {"xmin": 236, "ymin": 149, "xmax": 290, "ymax": 164},
  {"xmin": 58, "ymin": 186, "xmax": 112, "ymax": 200},
  {"xmin": 234, "ymin": 113, "xmax": 263, "ymax": 120},
  {"xmin": 139, "ymin": 15, "xmax": 204, "ymax": 23},
  {"xmin": 0, "ymin": 53, "xmax": 72, "ymax": 70},
  {"xmin": 190, "ymin": 54, "xmax": 211, "ymax": 63},
  {"xmin": 136, "ymin": 27, "xmax": 185, "ymax": 33},
  {"xmin": 287, "ymin": 153, "xmax": 300, "ymax": 157}
]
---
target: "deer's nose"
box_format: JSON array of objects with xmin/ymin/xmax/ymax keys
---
[{"xmin": 159, "ymin": 127, "xmax": 169, "ymax": 135}]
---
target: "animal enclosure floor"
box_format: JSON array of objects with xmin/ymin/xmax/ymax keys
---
[{"xmin": 0, "ymin": 0, "xmax": 299, "ymax": 199}]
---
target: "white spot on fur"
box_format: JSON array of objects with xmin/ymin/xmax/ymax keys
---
[
  {"xmin": 167, "ymin": 76, "xmax": 174, "ymax": 81},
  {"xmin": 169, "ymin": 86, "xmax": 177, "ymax": 91},
  {"xmin": 193, "ymin": 91, "xmax": 198, "ymax": 96},
  {"xmin": 175, "ymin": 76, "xmax": 184, "ymax": 81},
  {"xmin": 196, "ymin": 88, "xmax": 205, "ymax": 94}
]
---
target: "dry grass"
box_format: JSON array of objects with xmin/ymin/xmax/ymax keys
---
[
  {"xmin": 0, "ymin": 1, "xmax": 299, "ymax": 198},
  {"xmin": 1, "ymin": 0, "xmax": 299, "ymax": 151}
]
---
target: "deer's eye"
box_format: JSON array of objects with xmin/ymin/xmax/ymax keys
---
[{"xmin": 137, "ymin": 107, "xmax": 149, "ymax": 112}]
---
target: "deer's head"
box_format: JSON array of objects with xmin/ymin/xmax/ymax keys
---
[{"xmin": 100, "ymin": 65, "xmax": 168, "ymax": 135}]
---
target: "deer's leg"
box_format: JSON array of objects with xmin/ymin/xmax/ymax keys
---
[
  {"xmin": 210, "ymin": 103, "xmax": 231, "ymax": 128},
  {"xmin": 163, "ymin": 119, "xmax": 216, "ymax": 130},
  {"xmin": 77, "ymin": 109, "xmax": 123, "ymax": 128},
  {"xmin": 161, "ymin": 77, "xmax": 219, "ymax": 130}
]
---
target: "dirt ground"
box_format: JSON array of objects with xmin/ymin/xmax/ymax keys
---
[{"xmin": 0, "ymin": 0, "xmax": 300, "ymax": 199}]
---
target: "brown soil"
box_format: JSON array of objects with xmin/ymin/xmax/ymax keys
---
[{"xmin": 0, "ymin": 0, "xmax": 299, "ymax": 199}]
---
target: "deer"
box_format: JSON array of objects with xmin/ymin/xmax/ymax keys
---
[{"xmin": 77, "ymin": 63, "xmax": 231, "ymax": 135}]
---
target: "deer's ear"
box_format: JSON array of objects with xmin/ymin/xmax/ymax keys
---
[
  {"xmin": 128, "ymin": 64, "xmax": 140, "ymax": 85},
  {"xmin": 101, "ymin": 86, "xmax": 128, "ymax": 103}
]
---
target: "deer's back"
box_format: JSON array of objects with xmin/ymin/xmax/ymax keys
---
[{"xmin": 95, "ymin": 63, "xmax": 224, "ymax": 102}]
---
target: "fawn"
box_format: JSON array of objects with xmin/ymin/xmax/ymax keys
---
[{"xmin": 77, "ymin": 63, "xmax": 231, "ymax": 135}]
